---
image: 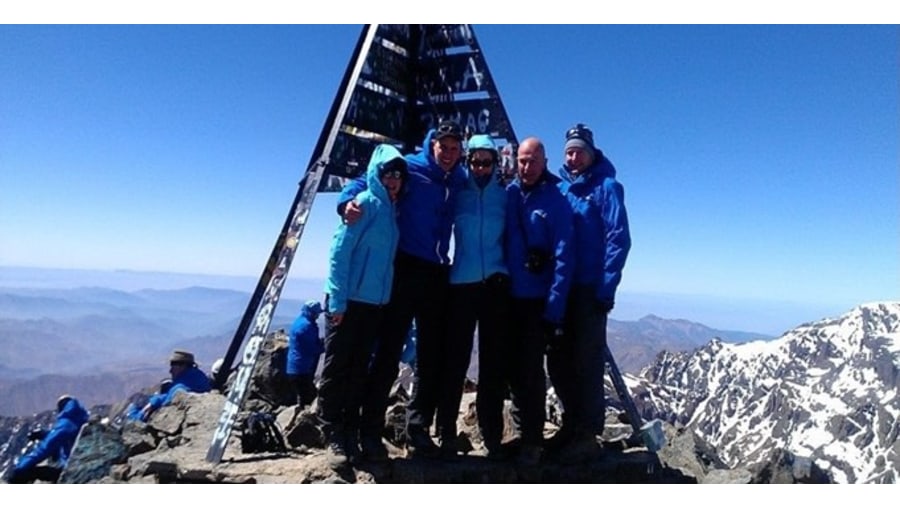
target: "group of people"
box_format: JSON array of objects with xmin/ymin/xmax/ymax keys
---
[
  {"xmin": 312, "ymin": 119, "xmax": 631, "ymax": 467},
  {"xmin": 11, "ymin": 119, "xmax": 628, "ymax": 482}
]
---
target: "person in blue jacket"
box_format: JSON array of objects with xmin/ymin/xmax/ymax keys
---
[
  {"xmin": 546, "ymin": 123, "xmax": 631, "ymax": 464},
  {"xmin": 505, "ymin": 137, "xmax": 574, "ymax": 466},
  {"xmin": 137, "ymin": 349, "xmax": 211, "ymax": 421},
  {"xmin": 319, "ymin": 143, "xmax": 406, "ymax": 466},
  {"xmin": 438, "ymin": 134, "xmax": 511, "ymax": 459},
  {"xmin": 287, "ymin": 300, "xmax": 325, "ymax": 409},
  {"xmin": 337, "ymin": 120, "xmax": 466, "ymax": 459},
  {"xmin": 124, "ymin": 378, "xmax": 172, "ymax": 423},
  {"xmin": 8, "ymin": 395, "xmax": 89, "ymax": 483}
]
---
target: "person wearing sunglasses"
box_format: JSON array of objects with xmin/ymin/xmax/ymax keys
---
[
  {"xmin": 546, "ymin": 123, "xmax": 632, "ymax": 465},
  {"xmin": 320, "ymin": 144, "xmax": 407, "ymax": 466},
  {"xmin": 335, "ymin": 120, "xmax": 467, "ymax": 459},
  {"xmin": 136, "ymin": 350, "xmax": 211, "ymax": 422},
  {"xmin": 432, "ymin": 134, "xmax": 512, "ymax": 460}
]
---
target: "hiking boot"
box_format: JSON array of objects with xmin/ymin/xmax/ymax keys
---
[
  {"xmin": 555, "ymin": 432, "xmax": 598, "ymax": 465},
  {"xmin": 360, "ymin": 435, "xmax": 389, "ymax": 463},
  {"xmin": 516, "ymin": 443, "xmax": 542, "ymax": 467},
  {"xmin": 406, "ymin": 426, "xmax": 439, "ymax": 458},
  {"xmin": 325, "ymin": 438, "xmax": 348, "ymax": 468},
  {"xmin": 345, "ymin": 432, "xmax": 362, "ymax": 464}
]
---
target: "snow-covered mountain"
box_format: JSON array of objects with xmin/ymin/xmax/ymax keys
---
[{"xmin": 638, "ymin": 302, "xmax": 900, "ymax": 483}]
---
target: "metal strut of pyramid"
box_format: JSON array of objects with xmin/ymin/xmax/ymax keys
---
[
  {"xmin": 206, "ymin": 25, "xmax": 519, "ymax": 463},
  {"xmin": 318, "ymin": 24, "xmax": 520, "ymax": 191}
]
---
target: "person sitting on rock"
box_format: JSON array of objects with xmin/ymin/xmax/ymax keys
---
[
  {"xmin": 137, "ymin": 350, "xmax": 211, "ymax": 421},
  {"xmin": 7, "ymin": 395, "xmax": 89, "ymax": 484}
]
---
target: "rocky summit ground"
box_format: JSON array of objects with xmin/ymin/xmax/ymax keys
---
[{"xmin": 89, "ymin": 388, "xmax": 767, "ymax": 484}]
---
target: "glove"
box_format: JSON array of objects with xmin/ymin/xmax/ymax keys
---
[
  {"xmin": 28, "ymin": 429, "xmax": 48, "ymax": 441},
  {"xmin": 594, "ymin": 298, "xmax": 614, "ymax": 314}
]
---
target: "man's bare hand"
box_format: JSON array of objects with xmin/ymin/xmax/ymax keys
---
[{"xmin": 343, "ymin": 200, "xmax": 363, "ymax": 225}]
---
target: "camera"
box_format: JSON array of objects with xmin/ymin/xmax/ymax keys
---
[{"xmin": 524, "ymin": 248, "xmax": 551, "ymax": 274}]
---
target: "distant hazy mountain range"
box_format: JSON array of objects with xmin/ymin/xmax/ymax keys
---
[
  {"xmin": 608, "ymin": 313, "xmax": 767, "ymax": 373},
  {"xmin": 0, "ymin": 281, "xmax": 770, "ymax": 416}
]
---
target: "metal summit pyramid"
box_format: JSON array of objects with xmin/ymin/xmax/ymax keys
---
[
  {"xmin": 317, "ymin": 24, "xmax": 519, "ymax": 191},
  {"xmin": 206, "ymin": 24, "xmax": 518, "ymax": 463}
]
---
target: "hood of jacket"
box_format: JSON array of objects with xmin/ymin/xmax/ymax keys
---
[
  {"xmin": 366, "ymin": 143, "xmax": 406, "ymax": 203},
  {"xmin": 300, "ymin": 300, "xmax": 323, "ymax": 321},
  {"xmin": 58, "ymin": 397, "xmax": 90, "ymax": 428},
  {"xmin": 467, "ymin": 134, "xmax": 499, "ymax": 158}
]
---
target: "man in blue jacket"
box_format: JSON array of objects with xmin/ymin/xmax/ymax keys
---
[
  {"xmin": 547, "ymin": 123, "xmax": 631, "ymax": 464},
  {"xmin": 8, "ymin": 395, "xmax": 89, "ymax": 483},
  {"xmin": 440, "ymin": 134, "xmax": 511, "ymax": 459},
  {"xmin": 287, "ymin": 300, "xmax": 325, "ymax": 409},
  {"xmin": 505, "ymin": 137, "xmax": 574, "ymax": 466},
  {"xmin": 137, "ymin": 350, "xmax": 211, "ymax": 421},
  {"xmin": 337, "ymin": 120, "xmax": 466, "ymax": 459}
]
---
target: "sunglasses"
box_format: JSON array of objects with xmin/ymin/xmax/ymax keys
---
[
  {"xmin": 469, "ymin": 158, "xmax": 495, "ymax": 169},
  {"xmin": 565, "ymin": 123, "xmax": 594, "ymax": 145},
  {"xmin": 380, "ymin": 158, "xmax": 407, "ymax": 180},
  {"xmin": 381, "ymin": 170, "xmax": 405, "ymax": 180}
]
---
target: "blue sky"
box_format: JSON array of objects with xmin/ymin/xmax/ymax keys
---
[{"xmin": 1, "ymin": 24, "xmax": 897, "ymax": 335}]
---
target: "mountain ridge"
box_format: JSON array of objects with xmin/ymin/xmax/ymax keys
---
[
  {"xmin": 636, "ymin": 301, "xmax": 900, "ymax": 483},
  {"xmin": 2, "ymin": 302, "xmax": 897, "ymax": 483}
]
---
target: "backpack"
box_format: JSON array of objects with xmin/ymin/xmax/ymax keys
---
[{"xmin": 239, "ymin": 412, "xmax": 287, "ymax": 454}]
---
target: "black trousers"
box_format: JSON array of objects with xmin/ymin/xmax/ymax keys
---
[
  {"xmin": 508, "ymin": 297, "xmax": 548, "ymax": 446},
  {"xmin": 317, "ymin": 300, "xmax": 384, "ymax": 437},
  {"xmin": 360, "ymin": 251, "xmax": 450, "ymax": 437},
  {"xmin": 546, "ymin": 284, "xmax": 608, "ymax": 435},
  {"xmin": 440, "ymin": 274, "xmax": 511, "ymax": 445},
  {"xmin": 287, "ymin": 373, "xmax": 317, "ymax": 409},
  {"xmin": 8, "ymin": 465, "xmax": 61, "ymax": 484}
]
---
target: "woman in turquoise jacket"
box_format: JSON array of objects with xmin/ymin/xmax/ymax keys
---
[
  {"xmin": 319, "ymin": 144, "xmax": 406, "ymax": 465},
  {"xmin": 437, "ymin": 134, "xmax": 511, "ymax": 459}
]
